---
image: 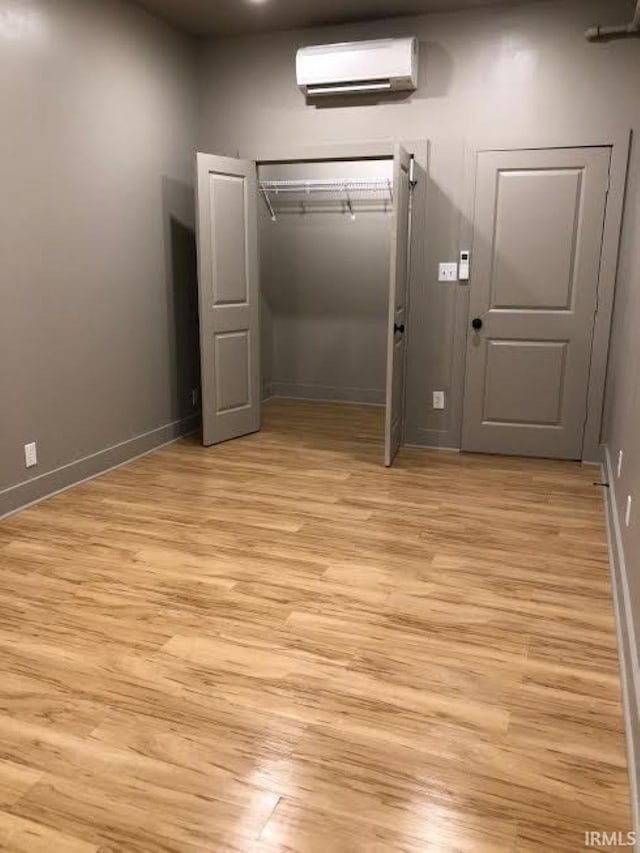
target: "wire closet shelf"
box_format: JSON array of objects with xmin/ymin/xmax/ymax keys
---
[{"xmin": 258, "ymin": 177, "xmax": 394, "ymax": 221}]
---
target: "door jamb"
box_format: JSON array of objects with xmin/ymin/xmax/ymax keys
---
[{"xmin": 458, "ymin": 129, "xmax": 631, "ymax": 462}]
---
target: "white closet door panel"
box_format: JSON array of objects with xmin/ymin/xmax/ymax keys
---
[
  {"xmin": 196, "ymin": 153, "xmax": 261, "ymax": 446},
  {"xmin": 384, "ymin": 145, "xmax": 412, "ymax": 467}
]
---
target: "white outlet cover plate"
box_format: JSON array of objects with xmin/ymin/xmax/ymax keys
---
[
  {"xmin": 432, "ymin": 391, "xmax": 445, "ymax": 410},
  {"xmin": 438, "ymin": 262, "xmax": 458, "ymax": 282},
  {"xmin": 24, "ymin": 442, "xmax": 37, "ymax": 468}
]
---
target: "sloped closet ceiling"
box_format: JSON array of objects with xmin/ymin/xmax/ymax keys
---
[{"xmin": 134, "ymin": 0, "xmax": 553, "ymax": 36}]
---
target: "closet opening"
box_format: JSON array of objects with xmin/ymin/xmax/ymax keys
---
[
  {"xmin": 257, "ymin": 158, "xmax": 394, "ymax": 460},
  {"xmin": 194, "ymin": 143, "xmax": 417, "ymax": 467}
]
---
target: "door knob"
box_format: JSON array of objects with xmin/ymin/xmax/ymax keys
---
[
  {"xmin": 471, "ymin": 318, "xmax": 483, "ymax": 331},
  {"xmin": 394, "ymin": 323, "xmax": 405, "ymax": 334}
]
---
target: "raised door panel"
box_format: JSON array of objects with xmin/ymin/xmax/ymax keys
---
[
  {"xmin": 483, "ymin": 340, "xmax": 567, "ymax": 426},
  {"xmin": 214, "ymin": 331, "xmax": 251, "ymax": 414},
  {"xmin": 491, "ymin": 170, "xmax": 582, "ymax": 311},
  {"xmin": 209, "ymin": 173, "xmax": 249, "ymax": 307}
]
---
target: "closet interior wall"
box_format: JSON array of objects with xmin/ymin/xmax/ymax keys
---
[{"xmin": 258, "ymin": 159, "xmax": 393, "ymax": 406}]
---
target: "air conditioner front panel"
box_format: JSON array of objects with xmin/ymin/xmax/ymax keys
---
[{"xmin": 296, "ymin": 37, "xmax": 418, "ymax": 96}]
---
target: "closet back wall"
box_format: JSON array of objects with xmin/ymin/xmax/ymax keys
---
[{"xmin": 259, "ymin": 160, "xmax": 392, "ymax": 404}]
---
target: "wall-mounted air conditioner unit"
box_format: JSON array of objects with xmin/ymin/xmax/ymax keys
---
[{"xmin": 296, "ymin": 37, "xmax": 418, "ymax": 97}]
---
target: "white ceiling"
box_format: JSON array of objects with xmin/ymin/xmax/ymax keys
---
[{"xmin": 135, "ymin": 0, "xmax": 552, "ymax": 37}]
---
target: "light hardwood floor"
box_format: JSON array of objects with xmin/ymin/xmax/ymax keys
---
[{"xmin": 0, "ymin": 400, "xmax": 631, "ymax": 852}]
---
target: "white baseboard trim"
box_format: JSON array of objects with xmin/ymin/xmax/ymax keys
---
[
  {"xmin": 268, "ymin": 395, "xmax": 384, "ymax": 409},
  {"xmin": 270, "ymin": 381, "xmax": 385, "ymax": 406},
  {"xmin": 403, "ymin": 443, "xmax": 461, "ymax": 453},
  {"xmin": 603, "ymin": 445, "xmax": 640, "ymax": 847},
  {"xmin": 0, "ymin": 415, "xmax": 200, "ymax": 520},
  {"xmin": 404, "ymin": 428, "xmax": 461, "ymax": 449}
]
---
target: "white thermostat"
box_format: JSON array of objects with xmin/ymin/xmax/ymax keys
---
[{"xmin": 459, "ymin": 250, "xmax": 470, "ymax": 281}]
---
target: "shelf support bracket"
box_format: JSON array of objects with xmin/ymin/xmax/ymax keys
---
[
  {"xmin": 344, "ymin": 185, "xmax": 355, "ymax": 220},
  {"xmin": 261, "ymin": 188, "xmax": 276, "ymax": 222}
]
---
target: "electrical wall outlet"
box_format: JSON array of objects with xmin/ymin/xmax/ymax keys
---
[
  {"xmin": 24, "ymin": 442, "xmax": 37, "ymax": 468},
  {"xmin": 625, "ymin": 495, "xmax": 633, "ymax": 528},
  {"xmin": 617, "ymin": 450, "xmax": 624, "ymax": 478},
  {"xmin": 432, "ymin": 391, "xmax": 445, "ymax": 410},
  {"xmin": 438, "ymin": 262, "xmax": 458, "ymax": 282}
]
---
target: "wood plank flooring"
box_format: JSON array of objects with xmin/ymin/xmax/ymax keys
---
[{"xmin": 0, "ymin": 399, "xmax": 631, "ymax": 852}]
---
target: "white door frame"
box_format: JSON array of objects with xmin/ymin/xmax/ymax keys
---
[{"xmin": 457, "ymin": 128, "xmax": 631, "ymax": 463}]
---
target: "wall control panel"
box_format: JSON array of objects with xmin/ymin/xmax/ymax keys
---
[{"xmin": 459, "ymin": 250, "xmax": 470, "ymax": 281}]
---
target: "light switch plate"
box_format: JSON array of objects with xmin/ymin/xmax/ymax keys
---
[{"xmin": 438, "ymin": 262, "xmax": 458, "ymax": 282}]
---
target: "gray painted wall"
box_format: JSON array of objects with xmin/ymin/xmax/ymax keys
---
[
  {"xmin": 259, "ymin": 160, "xmax": 392, "ymax": 404},
  {"xmin": 0, "ymin": 0, "xmax": 200, "ymax": 514},
  {"xmin": 604, "ymin": 138, "xmax": 640, "ymax": 613},
  {"xmin": 602, "ymin": 97, "xmax": 640, "ymax": 811},
  {"xmin": 197, "ymin": 0, "xmax": 640, "ymax": 449}
]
